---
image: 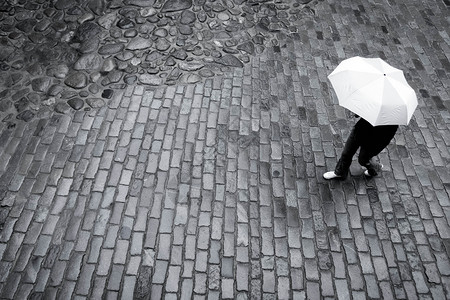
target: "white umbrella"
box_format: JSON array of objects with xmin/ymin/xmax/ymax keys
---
[{"xmin": 328, "ymin": 56, "xmax": 418, "ymax": 126}]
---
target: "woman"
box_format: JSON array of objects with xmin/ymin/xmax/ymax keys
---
[{"xmin": 323, "ymin": 116, "xmax": 398, "ymax": 180}]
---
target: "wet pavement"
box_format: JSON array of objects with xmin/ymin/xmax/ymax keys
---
[
  {"xmin": 0, "ymin": 0, "xmax": 316, "ymax": 123},
  {"xmin": 0, "ymin": 0, "xmax": 449, "ymax": 299}
]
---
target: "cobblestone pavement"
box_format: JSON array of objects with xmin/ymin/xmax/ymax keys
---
[
  {"xmin": 0, "ymin": 0, "xmax": 319, "ymax": 123},
  {"xmin": 1, "ymin": 0, "xmax": 450, "ymax": 299}
]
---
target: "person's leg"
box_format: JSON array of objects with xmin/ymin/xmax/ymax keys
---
[
  {"xmin": 358, "ymin": 148, "xmax": 383, "ymax": 176},
  {"xmin": 333, "ymin": 128, "xmax": 361, "ymax": 178}
]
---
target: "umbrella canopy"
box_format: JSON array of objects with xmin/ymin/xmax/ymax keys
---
[{"xmin": 328, "ymin": 56, "xmax": 418, "ymax": 126}]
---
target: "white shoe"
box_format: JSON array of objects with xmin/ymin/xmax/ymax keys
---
[
  {"xmin": 364, "ymin": 164, "xmax": 384, "ymax": 177},
  {"xmin": 323, "ymin": 171, "xmax": 342, "ymax": 180}
]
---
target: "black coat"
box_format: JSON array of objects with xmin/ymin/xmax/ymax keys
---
[{"xmin": 354, "ymin": 118, "xmax": 398, "ymax": 155}]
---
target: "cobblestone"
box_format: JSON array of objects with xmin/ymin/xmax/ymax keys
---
[{"xmin": 0, "ymin": 0, "xmax": 449, "ymax": 299}]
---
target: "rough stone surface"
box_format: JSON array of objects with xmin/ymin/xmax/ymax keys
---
[
  {"xmin": 86, "ymin": 98, "xmax": 105, "ymax": 108},
  {"xmin": 126, "ymin": 37, "xmax": 153, "ymax": 50},
  {"xmin": 15, "ymin": 110, "xmax": 35, "ymax": 122},
  {"xmin": 98, "ymin": 43, "xmax": 125, "ymax": 55},
  {"xmin": 1, "ymin": 4, "xmax": 450, "ymax": 299},
  {"xmin": 124, "ymin": 0, "xmax": 156, "ymax": 7},
  {"xmin": 72, "ymin": 22, "xmax": 102, "ymax": 43},
  {"xmin": 55, "ymin": 0, "xmax": 73, "ymax": 10},
  {"xmin": 67, "ymin": 98, "xmax": 84, "ymax": 110},
  {"xmin": 54, "ymin": 101, "xmax": 71, "ymax": 114},
  {"xmin": 161, "ymin": 0, "xmax": 192, "ymax": 13},
  {"xmin": 46, "ymin": 65, "xmax": 69, "ymax": 79},
  {"xmin": 0, "ymin": 46, "xmax": 15, "ymax": 61},
  {"xmin": 74, "ymin": 54, "xmax": 103, "ymax": 71},
  {"xmin": 64, "ymin": 73, "xmax": 88, "ymax": 89},
  {"xmin": 139, "ymin": 74, "xmax": 162, "ymax": 85},
  {"xmin": 215, "ymin": 55, "xmax": 244, "ymax": 67},
  {"xmin": 180, "ymin": 10, "xmax": 196, "ymax": 25},
  {"xmin": 101, "ymin": 89, "xmax": 114, "ymax": 99},
  {"xmin": 0, "ymin": 0, "xmax": 329, "ymax": 122},
  {"xmin": 178, "ymin": 61, "xmax": 204, "ymax": 71},
  {"xmin": 31, "ymin": 78, "xmax": 52, "ymax": 93}
]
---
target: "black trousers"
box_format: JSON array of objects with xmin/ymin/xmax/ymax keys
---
[{"xmin": 334, "ymin": 126, "xmax": 382, "ymax": 178}]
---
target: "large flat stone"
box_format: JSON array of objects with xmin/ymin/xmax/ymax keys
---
[
  {"xmin": 98, "ymin": 13, "xmax": 117, "ymax": 29},
  {"xmin": 72, "ymin": 22, "xmax": 102, "ymax": 42},
  {"xmin": 178, "ymin": 61, "xmax": 204, "ymax": 71},
  {"xmin": 98, "ymin": 43, "xmax": 125, "ymax": 55},
  {"xmin": 88, "ymin": 0, "xmax": 107, "ymax": 15},
  {"xmin": 0, "ymin": 99, "xmax": 11, "ymax": 112},
  {"xmin": 126, "ymin": 37, "xmax": 153, "ymax": 50},
  {"xmin": 0, "ymin": 46, "xmax": 15, "ymax": 61},
  {"xmin": 237, "ymin": 41, "xmax": 255, "ymax": 55},
  {"xmin": 180, "ymin": 10, "xmax": 196, "ymax": 24},
  {"xmin": 16, "ymin": 110, "xmax": 35, "ymax": 122},
  {"xmin": 124, "ymin": 0, "xmax": 156, "ymax": 6},
  {"xmin": 215, "ymin": 54, "xmax": 244, "ymax": 67},
  {"xmin": 14, "ymin": 97, "xmax": 29, "ymax": 113},
  {"xmin": 64, "ymin": 72, "xmax": 88, "ymax": 89},
  {"xmin": 67, "ymin": 98, "xmax": 84, "ymax": 110},
  {"xmin": 161, "ymin": 0, "xmax": 192, "ymax": 12},
  {"xmin": 179, "ymin": 73, "xmax": 202, "ymax": 84},
  {"xmin": 79, "ymin": 38, "xmax": 100, "ymax": 54},
  {"xmin": 54, "ymin": 102, "xmax": 71, "ymax": 114},
  {"xmin": 155, "ymin": 38, "xmax": 171, "ymax": 51},
  {"xmin": 31, "ymin": 77, "xmax": 52, "ymax": 93},
  {"xmin": 74, "ymin": 53, "xmax": 103, "ymax": 71},
  {"xmin": 46, "ymin": 65, "xmax": 69, "ymax": 79},
  {"xmin": 16, "ymin": 19, "xmax": 37, "ymax": 33},
  {"xmin": 139, "ymin": 74, "xmax": 162, "ymax": 85},
  {"xmin": 55, "ymin": 0, "xmax": 73, "ymax": 9},
  {"xmin": 86, "ymin": 98, "xmax": 105, "ymax": 108}
]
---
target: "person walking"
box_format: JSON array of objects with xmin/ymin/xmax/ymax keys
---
[
  {"xmin": 324, "ymin": 56, "xmax": 418, "ymax": 180},
  {"xmin": 323, "ymin": 116, "xmax": 398, "ymax": 180}
]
